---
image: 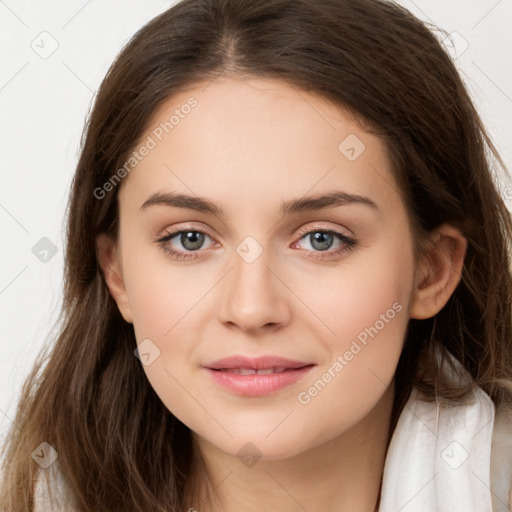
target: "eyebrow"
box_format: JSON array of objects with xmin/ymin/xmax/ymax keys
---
[{"xmin": 140, "ymin": 190, "xmax": 379, "ymax": 216}]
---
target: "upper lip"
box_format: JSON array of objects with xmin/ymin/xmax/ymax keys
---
[{"xmin": 204, "ymin": 355, "xmax": 314, "ymax": 370}]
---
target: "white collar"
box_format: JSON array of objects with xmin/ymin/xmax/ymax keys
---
[{"xmin": 379, "ymin": 355, "xmax": 496, "ymax": 511}]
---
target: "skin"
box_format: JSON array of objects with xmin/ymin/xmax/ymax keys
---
[{"xmin": 97, "ymin": 75, "xmax": 467, "ymax": 512}]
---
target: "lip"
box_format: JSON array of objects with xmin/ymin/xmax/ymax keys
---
[
  {"xmin": 203, "ymin": 355, "xmax": 315, "ymax": 397},
  {"xmin": 205, "ymin": 355, "xmax": 313, "ymax": 370}
]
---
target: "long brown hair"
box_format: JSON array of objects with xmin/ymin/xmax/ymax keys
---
[{"xmin": 1, "ymin": 0, "xmax": 511, "ymax": 510}]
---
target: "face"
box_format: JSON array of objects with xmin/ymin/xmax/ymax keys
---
[{"xmin": 105, "ymin": 75, "xmax": 419, "ymax": 460}]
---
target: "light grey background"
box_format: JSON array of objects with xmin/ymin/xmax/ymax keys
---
[{"xmin": 1, "ymin": 0, "xmax": 511, "ymax": 442}]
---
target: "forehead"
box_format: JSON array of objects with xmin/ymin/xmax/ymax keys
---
[{"xmin": 118, "ymin": 76, "xmax": 402, "ymax": 219}]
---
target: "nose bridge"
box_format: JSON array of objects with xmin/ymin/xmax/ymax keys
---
[{"xmin": 218, "ymin": 237, "xmax": 289, "ymax": 331}]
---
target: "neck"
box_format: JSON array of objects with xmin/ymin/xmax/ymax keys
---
[{"xmin": 183, "ymin": 382, "xmax": 395, "ymax": 512}]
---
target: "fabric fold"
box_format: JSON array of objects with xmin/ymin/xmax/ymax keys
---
[{"xmin": 379, "ymin": 352, "xmax": 496, "ymax": 512}]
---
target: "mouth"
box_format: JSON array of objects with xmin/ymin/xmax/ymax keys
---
[
  {"xmin": 203, "ymin": 359, "xmax": 316, "ymax": 396},
  {"xmin": 205, "ymin": 354, "xmax": 314, "ymax": 371},
  {"xmin": 210, "ymin": 366, "xmax": 311, "ymax": 374}
]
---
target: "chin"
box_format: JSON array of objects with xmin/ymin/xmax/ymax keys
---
[{"xmin": 198, "ymin": 429, "xmax": 314, "ymax": 463}]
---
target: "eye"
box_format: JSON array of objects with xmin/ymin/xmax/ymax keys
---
[
  {"xmin": 155, "ymin": 225, "xmax": 358, "ymax": 261},
  {"xmin": 156, "ymin": 228, "xmax": 216, "ymax": 260},
  {"xmin": 292, "ymin": 226, "xmax": 358, "ymax": 260}
]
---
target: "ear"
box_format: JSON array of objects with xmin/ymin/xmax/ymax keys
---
[
  {"xmin": 96, "ymin": 233, "xmax": 133, "ymax": 324},
  {"xmin": 409, "ymin": 224, "xmax": 467, "ymax": 320}
]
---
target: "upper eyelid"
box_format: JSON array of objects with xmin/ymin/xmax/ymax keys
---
[
  {"xmin": 158, "ymin": 222, "xmax": 351, "ymax": 238},
  {"xmin": 157, "ymin": 223, "xmax": 353, "ymax": 248}
]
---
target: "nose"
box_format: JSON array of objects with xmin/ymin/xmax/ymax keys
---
[{"xmin": 217, "ymin": 245, "xmax": 291, "ymax": 333}]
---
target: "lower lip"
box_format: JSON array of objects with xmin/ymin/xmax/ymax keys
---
[{"xmin": 204, "ymin": 366, "xmax": 315, "ymax": 396}]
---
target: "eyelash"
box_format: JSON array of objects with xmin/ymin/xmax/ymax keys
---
[{"xmin": 155, "ymin": 224, "xmax": 358, "ymax": 261}]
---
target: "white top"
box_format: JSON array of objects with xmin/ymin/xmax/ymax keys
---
[
  {"xmin": 34, "ymin": 364, "xmax": 512, "ymax": 511},
  {"xmin": 379, "ymin": 383, "xmax": 512, "ymax": 511}
]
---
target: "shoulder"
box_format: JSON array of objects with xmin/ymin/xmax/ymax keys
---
[{"xmin": 491, "ymin": 404, "xmax": 512, "ymax": 512}]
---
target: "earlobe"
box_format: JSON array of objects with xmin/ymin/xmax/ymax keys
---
[
  {"xmin": 96, "ymin": 233, "xmax": 133, "ymax": 324},
  {"xmin": 409, "ymin": 224, "xmax": 467, "ymax": 320}
]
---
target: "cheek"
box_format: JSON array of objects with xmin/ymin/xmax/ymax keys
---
[
  {"xmin": 123, "ymin": 255, "xmax": 207, "ymax": 425},
  {"xmin": 121, "ymin": 248, "xmax": 212, "ymax": 403},
  {"xmin": 328, "ymin": 260, "xmax": 411, "ymax": 349},
  {"xmin": 121, "ymin": 240, "xmax": 208, "ymax": 341},
  {"xmin": 290, "ymin": 293, "xmax": 410, "ymax": 453},
  {"xmin": 295, "ymin": 231, "xmax": 414, "ymax": 352},
  {"xmin": 295, "ymin": 236, "xmax": 414, "ymax": 406}
]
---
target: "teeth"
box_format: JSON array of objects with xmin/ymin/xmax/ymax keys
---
[
  {"xmin": 222, "ymin": 367, "xmax": 290, "ymax": 374},
  {"xmin": 238, "ymin": 368, "xmax": 257, "ymax": 375},
  {"xmin": 255, "ymin": 368, "xmax": 275, "ymax": 375}
]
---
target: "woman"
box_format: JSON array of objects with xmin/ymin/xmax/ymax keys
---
[{"xmin": 1, "ymin": 0, "xmax": 511, "ymax": 510}]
